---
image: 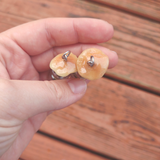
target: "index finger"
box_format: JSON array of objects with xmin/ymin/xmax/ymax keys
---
[{"xmin": 2, "ymin": 18, "xmax": 113, "ymax": 56}]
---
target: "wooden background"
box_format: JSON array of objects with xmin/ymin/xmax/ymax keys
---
[{"xmin": 0, "ymin": 0, "xmax": 160, "ymax": 160}]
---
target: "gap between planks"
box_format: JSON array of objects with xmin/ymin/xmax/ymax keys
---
[
  {"xmin": 37, "ymin": 131, "xmax": 121, "ymax": 160},
  {"xmin": 19, "ymin": 132, "xmax": 118, "ymax": 160},
  {"xmin": 104, "ymin": 73, "xmax": 160, "ymax": 96},
  {"xmin": 85, "ymin": 0, "xmax": 160, "ymax": 23}
]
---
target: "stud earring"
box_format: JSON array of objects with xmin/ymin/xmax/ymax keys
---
[
  {"xmin": 49, "ymin": 48, "xmax": 109, "ymax": 80},
  {"xmin": 49, "ymin": 51, "xmax": 78, "ymax": 80},
  {"xmin": 76, "ymin": 48, "xmax": 109, "ymax": 80}
]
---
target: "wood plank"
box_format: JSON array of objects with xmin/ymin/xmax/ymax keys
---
[
  {"xmin": 88, "ymin": 0, "xmax": 160, "ymax": 22},
  {"xmin": 40, "ymin": 78, "xmax": 160, "ymax": 160},
  {"xmin": 0, "ymin": 1, "xmax": 159, "ymax": 159},
  {"xmin": 0, "ymin": 0, "xmax": 160, "ymax": 94},
  {"xmin": 0, "ymin": 12, "xmax": 30, "ymax": 32},
  {"xmin": 20, "ymin": 133, "xmax": 108, "ymax": 160}
]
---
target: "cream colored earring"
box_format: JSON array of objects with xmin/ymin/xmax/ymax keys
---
[{"xmin": 49, "ymin": 48, "xmax": 109, "ymax": 80}]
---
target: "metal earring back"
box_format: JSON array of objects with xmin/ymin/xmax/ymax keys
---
[
  {"xmin": 62, "ymin": 50, "xmax": 71, "ymax": 61},
  {"xmin": 87, "ymin": 56, "xmax": 95, "ymax": 67}
]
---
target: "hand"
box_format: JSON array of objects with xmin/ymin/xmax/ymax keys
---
[{"xmin": 0, "ymin": 18, "xmax": 118, "ymax": 160}]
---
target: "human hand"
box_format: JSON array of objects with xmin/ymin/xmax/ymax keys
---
[{"xmin": 0, "ymin": 18, "xmax": 118, "ymax": 160}]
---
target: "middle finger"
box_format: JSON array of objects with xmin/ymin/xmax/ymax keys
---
[{"xmin": 31, "ymin": 44, "xmax": 118, "ymax": 73}]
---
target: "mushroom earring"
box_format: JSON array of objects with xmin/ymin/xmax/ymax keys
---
[
  {"xmin": 49, "ymin": 48, "xmax": 109, "ymax": 80},
  {"xmin": 49, "ymin": 51, "xmax": 78, "ymax": 80},
  {"xmin": 76, "ymin": 48, "xmax": 109, "ymax": 80}
]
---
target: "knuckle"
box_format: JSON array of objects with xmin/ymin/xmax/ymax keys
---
[{"xmin": 44, "ymin": 19, "xmax": 56, "ymax": 47}]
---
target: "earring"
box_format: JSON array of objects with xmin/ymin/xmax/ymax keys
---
[
  {"xmin": 76, "ymin": 48, "xmax": 109, "ymax": 80},
  {"xmin": 49, "ymin": 48, "xmax": 109, "ymax": 80},
  {"xmin": 49, "ymin": 51, "xmax": 78, "ymax": 80}
]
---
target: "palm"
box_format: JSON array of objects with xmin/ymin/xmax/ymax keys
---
[
  {"xmin": 0, "ymin": 18, "xmax": 116, "ymax": 160},
  {"xmin": 0, "ymin": 36, "xmax": 49, "ymax": 159}
]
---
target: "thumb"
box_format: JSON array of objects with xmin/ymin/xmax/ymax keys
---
[{"xmin": 0, "ymin": 79, "xmax": 87, "ymax": 120}]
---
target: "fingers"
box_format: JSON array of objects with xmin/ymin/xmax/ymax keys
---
[
  {"xmin": 31, "ymin": 44, "xmax": 118, "ymax": 73},
  {"xmin": 2, "ymin": 18, "xmax": 113, "ymax": 56},
  {"xmin": 0, "ymin": 79, "xmax": 87, "ymax": 120}
]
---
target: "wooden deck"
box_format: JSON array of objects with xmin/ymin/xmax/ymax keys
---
[{"xmin": 0, "ymin": 0, "xmax": 160, "ymax": 160}]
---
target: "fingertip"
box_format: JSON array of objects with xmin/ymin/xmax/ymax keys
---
[
  {"xmin": 98, "ymin": 19, "xmax": 114, "ymax": 42},
  {"xmin": 74, "ymin": 18, "xmax": 114, "ymax": 43},
  {"xmin": 108, "ymin": 51, "xmax": 118, "ymax": 69},
  {"xmin": 108, "ymin": 24, "xmax": 114, "ymax": 41}
]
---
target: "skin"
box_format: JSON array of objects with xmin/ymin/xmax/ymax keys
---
[{"xmin": 0, "ymin": 18, "xmax": 118, "ymax": 160}]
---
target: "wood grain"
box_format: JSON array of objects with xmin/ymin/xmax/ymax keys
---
[
  {"xmin": 20, "ymin": 133, "xmax": 108, "ymax": 160},
  {"xmin": 88, "ymin": 0, "xmax": 160, "ymax": 22},
  {"xmin": 0, "ymin": 0, "xmax": 160, "ymax": 94},
  {"xmin": 0, "ymin": 12, "xmax": 30, "ymax": 32},
  {"xmin": 40, "ymin": 78, "xmax": 160, "ymax": 160},
  {"xmin": 0, "ymin": 1, "xmax": 160, "ymax": 159}
]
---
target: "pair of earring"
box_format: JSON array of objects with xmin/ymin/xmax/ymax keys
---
[{"xmin": 49, "ymin": 48, "xmax": 109, "ymax": 80}]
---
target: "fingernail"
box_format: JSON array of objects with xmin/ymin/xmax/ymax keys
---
[
  {"xmin": 68, "ymin": 79, "xmax": 87, "ymax": 94},
  {"xmin": 112, "ymin": 51, "xmax": 117, "ymax": 55},
  {"xmin": 110, "ymin": 24, "xmax": 114, "ymax": 29}
]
